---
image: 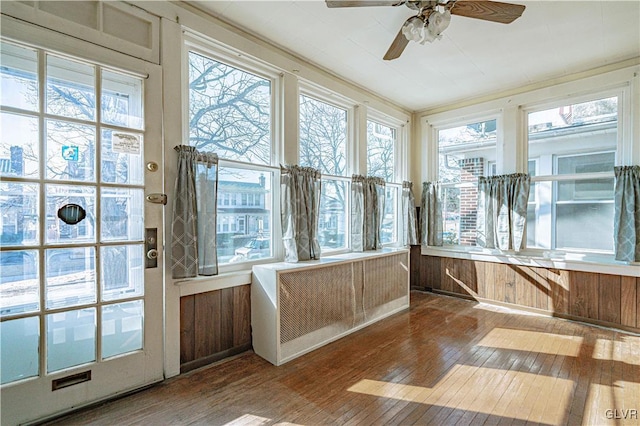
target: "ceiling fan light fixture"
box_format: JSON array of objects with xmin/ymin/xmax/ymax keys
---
[
  {"xmin": 360, "ymin": 0, "xmax": 526, "ymax": 61},
  {"xmin": 401, "ymin": 16, "xmax": 426, "ymax": 43},
  {"xmin": 427, "ymin": 9, "xmax": 451, "ymax": 38}
]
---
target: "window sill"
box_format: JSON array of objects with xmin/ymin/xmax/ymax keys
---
[
  {"xmin": 174, "ymin": 248, "xmax": 411, "ymax": 296},
  {"xmin": 175, "ymin": 270, "xmax": 252, "ymax": 296},
  {"xmin": 249, "ymin": 247, "xmax": 410, "ymax": 272},
  {"xmin": 421, "ymin": 246, "xmax": 640, "ymax": 277}
]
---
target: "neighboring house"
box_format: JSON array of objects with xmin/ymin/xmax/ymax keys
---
[{"xmin": 216, "ymin": 175, "xmax": 270, "ymax": 259}]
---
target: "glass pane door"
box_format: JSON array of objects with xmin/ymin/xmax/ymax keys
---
[{"xmin": 0, "ymin": 39, "xmax": 163, "ymax": 424}]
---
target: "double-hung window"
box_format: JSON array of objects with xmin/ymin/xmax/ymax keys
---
[
  {"xmin": 526, "ymin": 95, "xmax": 618, "ymax": 253},
  {"xmin": 187, "ymin": 47, "xmax": 277, "ymax": 266},
  {"xmin": 437, "ymin": 118, "xmax": 497, "ymax": 246},
  {"xmin": 299, "ymin": 93, "xmax": 349, "ymax": 252},
  {"xmin": 366, "ymin": 118, "xmax": 400, "ymax": 245}
]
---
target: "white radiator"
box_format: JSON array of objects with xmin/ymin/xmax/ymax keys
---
[{"xmin": 252, "ymin": 250, "xmax": 410, "ymax": 365}]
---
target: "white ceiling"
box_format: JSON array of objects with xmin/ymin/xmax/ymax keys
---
[{"xmin": 188, "ymin": 1, "xmax": 640, "ymax": 112}]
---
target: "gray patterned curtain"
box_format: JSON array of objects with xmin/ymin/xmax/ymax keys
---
[
  {"xmin": 402, "ymin": 181, "xmax": 418, "ymax": 245},
  {"xmin": 420, "ymin": 181, "xmax": 443, "ymax": 246},
  {"xmin": 171, "ymin": 145, "xmax": 219, "ymax": 279},
  {"xmin": 351, "ymin": 175, "xmax": 364, "ymax": 252},
  {"xmin": 477, "ymin": 173, "xmax": 530, "ymax": 251},
  {"xmin": 280, "ymin": 165, "xmax": 321, "ymax": 262},
  {"xmin": 614, "ymin": 165, "xmax": 640, "ymax": 262},
  {"xmin": 195, "ymin": 152, "xmax": 219, "ymax": 275},
  {"xmin": 352, "ymin": 175, "xmax": 385, "ymax": 251}
]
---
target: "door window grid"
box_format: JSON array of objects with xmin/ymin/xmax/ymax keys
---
[{"xmin": 0, "ymin": 41, "xmax": 146, "ymax": 384}]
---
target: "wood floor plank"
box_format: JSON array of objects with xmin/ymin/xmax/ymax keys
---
[{"xmin": 43, "ymin": 291, "xmax": 640, "ymax": 426}]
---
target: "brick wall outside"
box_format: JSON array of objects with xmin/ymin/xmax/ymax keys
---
[{"xmin": 458, "ymin": 158, "xmax": 484, "ymax": 246}]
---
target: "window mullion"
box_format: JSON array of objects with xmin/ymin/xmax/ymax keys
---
[{"xmin": 37, "ymin": 47, "xmax": 47, "ymax": 380}]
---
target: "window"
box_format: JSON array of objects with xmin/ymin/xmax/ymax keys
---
[
  {"xmin": 381, "ymin": 186, "xmax": 399, "ymax": 244},
  {"xmin": 299, "ymin": 94, "xmax": 347, "ymax": 176},
  {"xmin": 437, "ymin": 118, "xmax": 497, "ymax": 245},
  {"xmin": 366, "ymin": 120, "xmax": 395, "ymax": 182},
  {"xmin": 526, "ymin": 160, "xmax": 537, "ymax": 248},
  {"xmin": 299, "ymin": 93, "xmax": 349, "ymax": 252},
  {"xmin": 217, "ymin": 167, "xmax": 271, "ymax": 263},
  {"xmin": 188, "ymin": 51, "xmax": 271, "ymax": 164},
  {"xmin": 318, "ymin": 180, "xmax": 348, "ymax": 250},
  {"xmin": 367, "ymin": 119, "xmax": 400, "ymax": 245},
  {"xmin": 188, "ymin": 48, "xmax": 276, "ymax": 265},
  {"xmin": 527, "ymin": 96, "xmax": 617, "ymax": 252}
]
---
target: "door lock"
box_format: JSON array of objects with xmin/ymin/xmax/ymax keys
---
[{"xmin": 145, "ymin": 228, "xmax": 158, "ymax": 268}]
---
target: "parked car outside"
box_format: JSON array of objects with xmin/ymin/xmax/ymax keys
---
[{"xmin": 231, "ymin": 238, "xmax": 270, "ymax": 262}]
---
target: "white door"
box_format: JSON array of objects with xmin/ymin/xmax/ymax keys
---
[{"xmin": 0, "ymin": 33, "xmax": 164, "ymax": 425}]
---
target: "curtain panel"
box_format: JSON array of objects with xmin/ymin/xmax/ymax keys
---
[
  {"xmin": 351, "ymin": 175, "xmax": 385, "ymax": 251},
  {"xmin": 614, "ymin": 165, "xmax": 640, "ymax": 262},
  {"xmin": 477, "ymin": 173, "xmax": 530, "ymax": 251},
  {"xmin": 280, "ymin": 165, "xmax": 322, "ymax": 262},
  {"xmin": 420, "ymin": 181, "xmax": 443, "ymax": 247},
  {"xmin": 171, "ymin": 145, "xmax": 219, "ymax": 279},
  {"xmin": 402, "ymin": 181, "xmax": 419, "ymax": 245}
]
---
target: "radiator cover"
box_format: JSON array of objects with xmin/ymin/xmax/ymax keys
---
[{"xmin": 251, "ymin": 250, "xmax": 410, "ymax": 365}]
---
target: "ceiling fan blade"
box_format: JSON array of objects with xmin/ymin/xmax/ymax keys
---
[
  {"xmin": 451, "ymin": 1, "xmax": 525, "ymax": 24},
  {"xmin": 326, "ymin": 1, "xmax": 401, "ymax": 8},
  {"xmin": 383, "ymin": 25, "xmax": 409, "ymax": 61}
]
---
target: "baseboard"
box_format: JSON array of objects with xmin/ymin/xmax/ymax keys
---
[{"xmin": 431, "ymin": 289, "xmax": 640, "ymax": 335}]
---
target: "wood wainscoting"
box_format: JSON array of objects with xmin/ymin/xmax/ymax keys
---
[
  {"xmin": 412, "ymin": 251, "xmax": 640, "ymax": 333},
  {"xmin": 180, "ymin": 285, "xmax": 252, "ymax": 373}
]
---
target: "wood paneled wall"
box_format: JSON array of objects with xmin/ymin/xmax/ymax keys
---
[
  {"xmin": 180, "ymin": 285, "xmax": 252, "ymax": 373},
  {"xmin": 413, "ymin": 253, "xmax": 640, "ymax": 333},
  {"xmin": 180, "ymin": 251, "xmax": 637, "ymax": 372}
]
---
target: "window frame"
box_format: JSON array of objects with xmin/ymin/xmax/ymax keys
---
[
  {"xmin": 366, "ymin": 109, "xmax": 405, "ymax": 247},
  {"xmin": 298, "ymin": 87, "xmax": 353, "ymax": 178},
  {"xmin": 183, "ymin": 36, "xmax": 283, "ymax": 272},
  {"xmin": 524, "ymin": 91, "xmax": 622, "ymax": 255},
  {"xmin": 433, "ymin": 113, "xmax": 500, "ymax": 248},
  {"xmin": 298, "ymin": 84, "xmax": 355, "ymax": 255},
  {"xmin": 421, "ymin": 72, "xmax": 637, "ymax": 272}
]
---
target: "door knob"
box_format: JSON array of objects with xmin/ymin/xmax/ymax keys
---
[{"xmin": 147, "ymin": 249, "xmax": 159, "ymax": 260}]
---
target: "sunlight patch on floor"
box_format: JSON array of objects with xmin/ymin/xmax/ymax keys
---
[
  {"xmin": 476, "ymin": 328, "xmax": 583, "ymax": 357},
  {"xmin": 592, "ymin": 337, "xmax": 640, "ymax": 365},
  {"xmin": 583, "ymin": 382, "xmax": 640, "ymax": 425},
  {"xmin": 348, "ymin": 365, "xmax": 575, "ymax": 423},
  {"xmin": 471, "ymin": 302, "xmax": 546, "ymax": 317},
  {"xmin": 222, "ymin": 414, "xmax": 304, "ymax": 426},
  {"xmin": 222, "ymin": 414, "xmax": 271, "ymax": 426}
]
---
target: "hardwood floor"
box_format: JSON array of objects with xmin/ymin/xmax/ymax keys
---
[{"xmin": 45, "ymin": 292, "xmax": 640, "ymax": 425}]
